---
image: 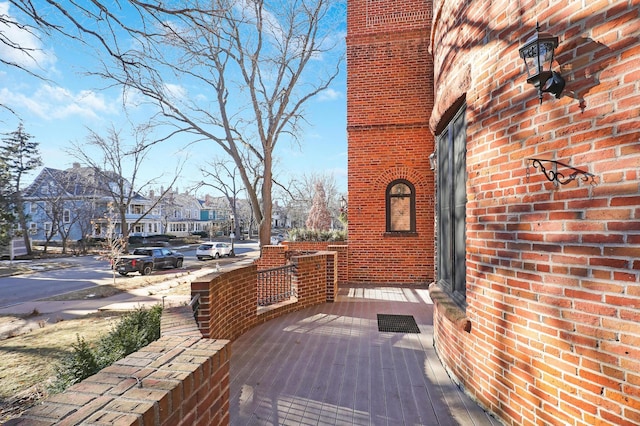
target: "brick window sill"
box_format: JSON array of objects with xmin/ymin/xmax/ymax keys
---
[
  {"xmin": 383, "ymin": 231, "xmax": 418, "ymax": 237},
  {"xmin": 428, "ymin": 282, "xmax": 471, "ymax": 333}
]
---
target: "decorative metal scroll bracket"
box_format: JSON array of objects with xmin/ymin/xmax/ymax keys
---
[{"xmin": 526, "ymin": 158, "xmax": 597, "ymax": 187}]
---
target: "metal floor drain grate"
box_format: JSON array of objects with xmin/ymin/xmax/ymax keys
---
[{"xmin": 377, "ymin": 314, "xmax": 421, "ymax": 333}]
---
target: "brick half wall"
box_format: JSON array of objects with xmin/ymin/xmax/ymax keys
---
[
  {"xmin": 8, "ymin": 251, "xmax": 339, "ymax": 425},
  {"xmin": 193, "ymin": 251, "xmax": 338, "ymax": 341},
  {"xmin": 261, "ymin": 241, "xmax": 348, "ymax": 285},
  {"xmin": 7, "ymin": 336, "xmax": 231, "ymax": 426}
]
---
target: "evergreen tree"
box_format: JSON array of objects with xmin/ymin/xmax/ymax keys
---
[
  {"xmin": 0, "ymin": 158, "xmax": 13, "ymax": 247},
  {"xmin": 306, "ymin": 182, "xmax": 332, "ymax": 231},
  {"xmin": 1, "ymin": 123, "xmax": 42, "ymax": 255}
]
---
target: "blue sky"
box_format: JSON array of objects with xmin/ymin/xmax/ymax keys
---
[{"xmin": 0, "ymin": 1, "xmax": 347, "ymax": 196}]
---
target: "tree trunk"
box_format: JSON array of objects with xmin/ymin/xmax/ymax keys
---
[
  {"xmin": 119, "ymin": 209, "xmax": 129, "ymax": 251},
  {"xmin": 260, "ymin": 154, "xmax": 274, "ymax": 247},
  {"xmin": 16, "ymin": 194, "xmax": 32, "ymax": 256}
]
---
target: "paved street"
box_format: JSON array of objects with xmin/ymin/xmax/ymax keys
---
[
  {"xmin": 0, "ymin": 241, "xmax": 260, "ymax": 339},
  {"xmin": 0, "ymin": 241, "xmax": 260, "ymax": 309}
]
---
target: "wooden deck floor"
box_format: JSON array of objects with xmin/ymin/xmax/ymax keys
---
[{"xmin": 229, "ymin": 285, "xmax": 502, "ymax": 425}]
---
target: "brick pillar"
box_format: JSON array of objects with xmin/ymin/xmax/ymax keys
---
[{"xmin": 346, "ymin": 0, "xmax": 435, "ymax": 284}]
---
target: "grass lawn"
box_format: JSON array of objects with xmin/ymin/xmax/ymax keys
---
[
  {"xmin": 0, "ymin": 278, "xmax": 191, "ymax": 422},
  {"xmin": 0, "ymin": 312, "xmax": 124, "ymax": 421}
]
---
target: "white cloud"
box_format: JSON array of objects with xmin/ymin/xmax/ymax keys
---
[
  {"xmin": 164, "ymin": 83, "xmax": 188, "ymax": 102},
  {"xmin": 0, "ymin": 2, "xmax": 57, "ymax": 71},
  {"xmin": 0, "ymin": 84, "xmax": 118, "ymax": 120},
  {"xmin": 318, "ymin": 88, "xmax": 342, "ymax": 102}
]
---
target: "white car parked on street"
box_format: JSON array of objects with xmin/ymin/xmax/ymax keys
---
[{"xmin": 196, "ymin": 242, "xmax": 233, "ymax": 260}]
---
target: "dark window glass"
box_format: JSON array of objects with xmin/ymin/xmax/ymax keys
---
[
  {"xmin": 386, "ymin": 180, "xmax": 415, "ymax": 233},
  {"xmin": 437, "ymin": 105, "xmax": 467, "ymax": 309}
]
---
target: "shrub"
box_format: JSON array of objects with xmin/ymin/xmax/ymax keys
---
[
  {"xmin": 288, "ymin": 228, "xmax": 346, "ymax": 242},
  {"xmin": 50, "ymin": 305, "xmax": 163, "ymax": 393},
  {"xmin": 49, "ymin": 335, "xmax": 99, "ymax": 393},
  {"xmin": 95, "ymin": 305, "xmax": 162, "ymax": 367}
]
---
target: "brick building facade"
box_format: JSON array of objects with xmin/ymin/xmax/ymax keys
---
[
  {"xmin": 348, "ymin": 0, "xmax": 640, "ymax": 425},
  {"xmin": 346, "ymin": 0, "xmax": 435, "ymax": 284}
]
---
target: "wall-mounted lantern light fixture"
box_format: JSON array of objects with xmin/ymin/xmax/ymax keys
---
[
  {"xmin": 429, "ymin": 152, "xmax": 437, "ymax": 171},
  {"xmin": 518, "ymin": 23, "xmax": 565, "ymax": 103}
]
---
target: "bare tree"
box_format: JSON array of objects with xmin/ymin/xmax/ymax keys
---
[
  {"xmin": 0, "ymin": 159, "xmax": 13, "ymax": 247},
  {"xmin": 155, "ymin": 190, "xmax": 177, "ymax": 235},
  {"xmin": 0, "ymin": 2, "xmax": 52, "ymax": 115},
  {"xmin": 10, "ymin": 0, "xmax": 344, "ymax": 246},
  {"xmin": 197, "ymin": 157, "xmax": 247, "ymax": 239},
  {"xmin": 67, "ymin": 125, "xmax": 181, "ymax": 248},
  {"xmin": 33, "ymin": 179, "xmax": 64, "ymax": 253},
  {"xmin": 72, "ymin": 200, "xmax": 98, "ymax": 254},
  {"xmin": 100, "ymin": 202, "xmax": 126, "ymax": 286}
]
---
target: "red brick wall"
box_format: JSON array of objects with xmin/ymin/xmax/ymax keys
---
[
  {"xmin": 429, "ymin": 1, "xmax": 640, "ymax": 425},
  {"xmin": 12, "ymin": 253, "xmax": 337, "ymax": 426},
  {"xmin": 193, "ymin": 254, "xmax": 336, "ymax": 341},
  {"xmin": 11, "ymin": 336, "xmax": 230, "ymax": 426},
  {"xmin": 255, "ymin": 245, "xmax": 287, "ymax": 269},
  {"xmin": 282, "ymin": 241, "xmax": 349, "ymax": 285},
  {"xmin": 346, "ymin": 0, "xmax": 435, "ymax": 284}
]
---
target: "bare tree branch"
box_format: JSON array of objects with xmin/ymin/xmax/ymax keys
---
[
  {"xmin": 66, "ymin": 124, "xmax": 183, "ymax": 246},
  {"xmin": 10, "ymin": 0, "xmax": 345, "ymax": 246}
]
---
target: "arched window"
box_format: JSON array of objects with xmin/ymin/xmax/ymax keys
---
[{"xmin": 386, "ymin": 179, "xmax": 415, "ymax": 233}]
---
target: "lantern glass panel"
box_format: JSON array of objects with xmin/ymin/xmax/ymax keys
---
[
  {"xmin": 520, "ymin": 42, "xmax": 542, "ymax": 78},
  {"xmin": 523, "ymin": 53, "xmax": 539, "ymax": 78},
  {"xmin": 539, "ymin": 41, "xmax": 555, "ymax": 72}
]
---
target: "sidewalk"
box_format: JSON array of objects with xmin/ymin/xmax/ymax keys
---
[{"xmin": 0, "ymin": 246, "xmax": 260, "ymax": 339}]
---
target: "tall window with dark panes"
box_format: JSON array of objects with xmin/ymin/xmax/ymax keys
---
[
  {"xmin": 437, "ymin": 105, "xmax": 467, "ymax": 308},
  {"xmin": 386, "ymin": 179, "xmax": 416, "ymax": 233}
]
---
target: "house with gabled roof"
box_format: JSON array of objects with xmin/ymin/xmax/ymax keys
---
[{"xmin": 21, "ymin": 163, "xmax": 158, "ymax": 244}]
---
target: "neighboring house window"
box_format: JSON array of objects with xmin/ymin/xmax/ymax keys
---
[
  {"xmin": 386, "ymin": 179, "xmax": 416, "ymax": 233},
  {"xmin": 63, "ymin": 209, "xmax": 71, "ymax": 223},
  {"xmin": 29, "ymin": 222, "xmax": 37, "ymax": 234},
  {"xmin": 44, "ymin": 222, "xmax": 52, "ymax": 234},
  {"xmin": 436, "ymin": 104, "xmax": 467, "ymax": 309}
]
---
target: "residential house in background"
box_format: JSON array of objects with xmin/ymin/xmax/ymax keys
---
[
  {"xmin": 201, "ymin": 193, "xmax": 277, "ymax": 240},
  {"xmin": 21, "ymin": 165, "xmax": 111, "ymax": 243},
  {"xmin": 21, "ymin": 163, "xmax": 253, "ymax": 245},
  {"xmin": 22, "ymin": 164, "xmax": 158, "ymax": 243},
  {"xmin": 199, "ymin": 194, "xmax": 240, "ymax": 237},
  {"xmin": 148, "ymin": 188, "xmax": 204, "ymax": 237}
]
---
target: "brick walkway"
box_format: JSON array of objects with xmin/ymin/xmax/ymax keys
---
[{"xmin": 229, "ymin": 285, "xmax": 501, "ymax": 425}]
